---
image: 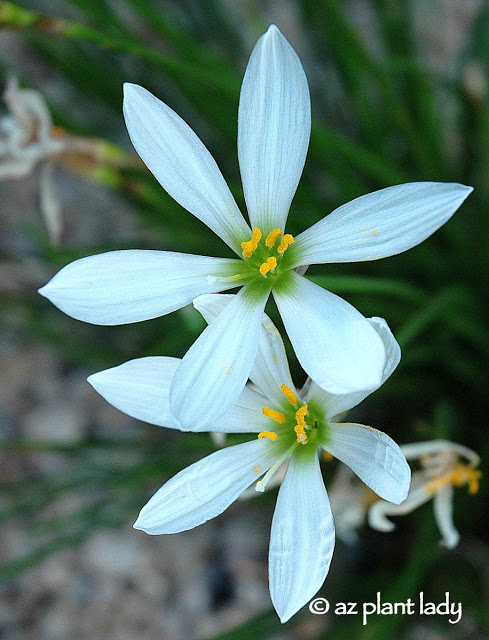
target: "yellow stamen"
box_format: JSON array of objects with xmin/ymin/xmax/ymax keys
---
[
  {"xmin": 259, "ymin": 256, "xmax": 277, "ymax": 275},
  {"xmin": 322, "ymin": 451, "xmax": 334, "ymax": 462},
  {"xmin": 265, "ymin": 228, "xmax": 283, "ymax": 248},
  {"xmin": 294, "ymin": 404, "xmax": 309, "ymax": 444},
  {"xmin": 451, "ymin": 464, "xmax": 482, "ymax": 494},
  {"xmin": 294, "ymin": 423, "xmax": 307, "ymax": 444},
  {"xmin": 241, "ymin": 227, "xmax": 262, "ymax": 258},
  {"xmin": 262, "ymin": 407, "xmax": 285, "ymax": 424},
  {"xmin": 277, "ymin": 233, "xmax": 295, "ymax": 254},
  {"xmin": 258, "ymin": 431, "xmax": 278, "ymax": 441},
  {"xmin": 424, "ymin": 474, "xmax": 450, "ymax": 495},
  {"xmin": 295, "ymin": 404, "xmax": 308, "ymax": 427},
  {"xmin": 281, "ymin": 383, "xmax": 297, "ymax": 405},
  {"xmin": 424, "ymin": 463, "xmax": 482, "ymax": 496}
]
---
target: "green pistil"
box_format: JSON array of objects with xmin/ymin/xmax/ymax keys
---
[
  {"xmin": 263, "ymin": 397, "xmax": 329, "ymax": 452},
  {"xmin": 307, "ymin": 398, "xmax": 330, "ymax": 444}
]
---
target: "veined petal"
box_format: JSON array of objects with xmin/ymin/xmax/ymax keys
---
[
  {"xmin": 193, "ymin": 293, "xmax": 295, "ymax": 404},
  {"xmin": 123, "ymin": 83, "xmax": 250, "ymax": 254},
  {"xmin": 170, "ymin": 286, "xmax": 269, "ymax": 429},
  {"xmin": 273, "ymin": 272, "xmax": 385, "ymax": 394},
  {"xmin": 88, "ymin": 357, "xmax": 181, "ymax": 429},
  {"xmin": 134, "ymin": 439, "xmax": 278, "ymax": 534},
  {"xmin": 192, "ymin": 292, "xmax": 236, "ymax": 323},
  {"xmin": 212, "ymin": 385, "xmax": 272, "ymax": 433},
  {"xmin": 88, "ymin": 357, "xmax": 267, "ymax": 433},
  {"xmin": 251, "ymin": 313, "xmax": 296, "ymax": 405},
  {"xmin": 38, "ymin": 250, "xmax": 242, "ymax": 325},
  {"xmin": 322, "ymin": 423, "xmax": 410, "ymax": 504},
  {"xmin": 238, "ymin": 25, "xmax": 311, "ymax": 232},
  {"xmin": 269, "ymin": 451, "xmax": 335, "ymax": 623},
  {"xmin": 292, "ymin": 182, "xmax": 473, "ymax": 267},
  {"xmin": 306, "ymin": 317, "xmax": 400, "ymax": 418}
]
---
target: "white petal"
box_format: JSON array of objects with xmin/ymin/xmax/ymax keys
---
[
  {"xmin": 293, "ymin": 182, "xmax": 473, "ymax": 267},
  {"xmin": 238, "ymin": 25, "xmax": 311, "ymax": 232},
  {"xmin": 269, "ymin": 451, "xmax": 335, "ymax": 623},
  {"xmin": 193, "ymin": 293, "xmax": 295, "ymax": 404},
  {"xmin": 433, "ymin": 484, "xmax": 460, "ymax": 549},
  {"xmin": 368, "ymin": 485, "xmax": 430, "ymax": 532},
  {"xmin": 322, "ymin": 423, "xmax": 410, "ymax": 504},
  {"xmin": 212, "ymin": 385, "xmax": 272, "ymax": 433},
  {"xmin": 306, "ymin": 316, "xmax": 400, "ymax": 418},
  {"xmin": 123, "ymin": 83, "xmax": 250, "ymax": 253},
  {"xmin": 134, "ymin": 438, "xmax": 277, "ymax": 534},
  {"xmin": 88, "ymin": 357, "xmax": 181, "ymax": 429},
  {"xmin": 38, "ymin": 250, "xmax": 241, "ymax": 325},
  {"xmin": 273, "ymin": 272, "xmax": 385, "ymax": 394},
  {"xmin": 170, "ymin": 286, "xmax": 268, "ymax": 429},
  {"xmin": 401, "ymin": 440, "xmax": 480, "ymax": 466},
  {"xmin": 88, "ymin": 356, "xmax": 267, "ymax": 433},
  {"xmin": 39, "ymin": 161, "xmax": 62, "ymax": 245},
  {"xmin": 251, "ymin": 313, "xmax": 296, "ymax": 405}
]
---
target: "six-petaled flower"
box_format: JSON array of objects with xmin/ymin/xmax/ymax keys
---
[
  {"xmin": 38, "ymin": 25, "xmax": 473, "ymax": 431},
  {"xmin": 87, "ymin": 293, "xmax": 411, "ymax": 622},
  {"xmin": 369, "ymin": 440, "xmax": 482, "ymax": 549}
]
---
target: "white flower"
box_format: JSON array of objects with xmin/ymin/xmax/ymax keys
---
[
  {"xmin": 0, "ymin": 77, "xmax": 141, "ymax": 244},
  {"xmin": 0, "ymin": 77, "xmax": 65, "ymax": 243},
  {"xmin": 369, "ymin": 440, "xmax": 482, "ymax": 549},
  {"xmin": 87, "ymin": 293, "xmax": 410, "ymax": 622},
  {"xmin": 38, "ymin": 25, "xmax": 472, "ymax": 429},
  {"xmin": 327, "ymin": 463, "xmax": 375, "ymax": 545}
]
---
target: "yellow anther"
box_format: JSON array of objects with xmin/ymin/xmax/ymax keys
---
[
  {"xmin": 424, "ymin": 463, "xmax": 482, "ymax": 496},
  {"xmin": 265, "ymin": 228, "xmax": 283, "ymax": 248},
  {"xmin": 424, "ymin": 475, "xmax": 450, "ymax": 495},
  {"xmin": 241, "ymin": 227, "xmax": 262, "ymax": 258},
  {"xmin": 294, "ymin": 423, "xmax": 307, "ymax": 445},
  {"xmin": 281, "ymin": 384, "xmax": 297, "ymax": 405},
  {"xmin": 262, "ymin": 407, "xmax": 285, "ymax": 424},
  {"xmin": 468, "ymin": 472, "xmax": 483, "ymax": 495},
  {"xmin": 277, "ymin": 233, "xmax": 295, "ymax": 254},
  {"xmin": 259, "ymin": 256, "xmax": 277, "ymax": 275},
  {"xmin": 293, "ymin": 405, "xmax": 309, "ymax": 444},
  {"xmin": 258, "ymin": 431, "xmax": 278, "ymax": 442},
  {"xmin": 295, "ymin": 404, "xmax": 308, "ymax": 427},
  {"xmin": 322, "ymin": 451, "xmax": 334, "ymax": 462},
  {"xmin": 451, "ymin": 464, "xmax": 482, "ymax": 495}
]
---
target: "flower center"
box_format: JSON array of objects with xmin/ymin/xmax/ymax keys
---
[
  {"xmin": 258, "ymin": 383, "xmax": 313, "ymax": 445},
  {"xmin": 241, "ymin": 227, "xmax": 295, "ymax": 278},
  {"xmin": 254, "ymin": 383, "xmax": 329, "ymax": 494},
  {"xmin": 424, "ymin": 462, "xmax": 482, "ymax": 496}
]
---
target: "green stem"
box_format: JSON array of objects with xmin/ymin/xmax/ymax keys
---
[{"xmin": 0, "ymin": 1, "xmax": 240, "ymax": 98}]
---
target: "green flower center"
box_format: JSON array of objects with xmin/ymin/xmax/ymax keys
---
[
  {"xmin": 240, "ymin": 227, "xmax": 295, "ymax": 282},
  {"xmin": 258, "ymin": 383, "xmax": 329, "ymax": 452}
]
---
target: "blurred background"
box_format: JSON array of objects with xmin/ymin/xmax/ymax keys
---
[{"xmin": 0, "ymin": 0, "xmax": 488, "ymax": 638}]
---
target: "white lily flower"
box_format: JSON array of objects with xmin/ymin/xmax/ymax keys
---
[
  {"xmin": 326, "ymin": 463, "xmax": 376, "ymax": 545},
  {"xmin": 87, "ymin": 293, "xmax": 410, "ymax": 622},
  {"xmin": 0, "ymin": 77, "xmax": 65, "ymax": 243},
  {"xmin": 369, "ymin": 440, "xmax": 482, "ymax": 549},
  {"xmin": 0, "ymin": 77, "xmax": 142, "ymax": 245},
  {"xmin": 39, "ymin": 25, "xmax": 472, "ymax": 429}
]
